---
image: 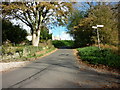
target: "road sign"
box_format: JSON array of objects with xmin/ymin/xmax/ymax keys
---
[
  {"xmin": 97, "ymin": 25, "xmax": 104, "ymax": 27},
  {"xmin": 92, "ymin": 26, "xmax": 97, "ymax": 29}
]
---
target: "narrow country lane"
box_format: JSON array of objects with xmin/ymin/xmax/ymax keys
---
[{"xmin": 2, "ymin": 49, "xmax": 120, "ymax": 88}]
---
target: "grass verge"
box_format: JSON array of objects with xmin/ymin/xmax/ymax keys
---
[{"xmin": 77, "ymin": 46, "xmax": 120, "ymax": 68}]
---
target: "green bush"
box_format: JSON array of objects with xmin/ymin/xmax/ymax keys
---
[
  {"xmin": 77, "ymin": 46, "xmax": 120, "ymax": 68},
  {"xmin": 2, "ymin": 19, "xmax": 27, "ymax": 44},
  {"xmin": 52, "ymin": 40, "xmax": 74, "ymax": 48}
]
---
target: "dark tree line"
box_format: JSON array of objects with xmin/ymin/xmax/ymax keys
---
[
  {"xmin": 2, "ymin": 18, "xmax": 52, "ymax": 45},
  {"xmin": 2, "ymin": 19, "xmax": 27, "ymax": 44}
]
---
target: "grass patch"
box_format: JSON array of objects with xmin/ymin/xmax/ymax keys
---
[
  {"xmin": 77, "ymin": 46, "xmax": 120, "ymax": 68},
  {"xmin": 22, "ymin": 47, "xmax": 55, "ymax": 59}
]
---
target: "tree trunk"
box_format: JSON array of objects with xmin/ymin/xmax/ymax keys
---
[{"xmin": 32, "ymin": 30, "xmax": 40, "ymax": 46}]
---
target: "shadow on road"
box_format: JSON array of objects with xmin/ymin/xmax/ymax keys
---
[
  {"xmin": 2, "ymin": 48, "xmax": 120, "ymax": 88},
  {"xmin": 56, "ymin": 46, "xmax": 75, "ymax": 49}
]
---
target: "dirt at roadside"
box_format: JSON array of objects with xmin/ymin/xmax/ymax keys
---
[{"xmin": 1, "ymin": 61, "xmax": 29, "ymax": 72}]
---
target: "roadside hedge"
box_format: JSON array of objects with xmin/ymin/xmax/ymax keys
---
[
  {"xmin": 52, "ymin": 40, "xmax": 74, "ymax": 48},
  {"xmin": 77, "ymin": 46, "xmax": 120, "ymax": 68}
]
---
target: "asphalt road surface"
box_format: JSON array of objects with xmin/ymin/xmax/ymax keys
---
[{"xmin": 2, "ymin": 49, "xmax": 120, "ymax": 88}]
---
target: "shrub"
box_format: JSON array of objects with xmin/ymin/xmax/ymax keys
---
[
  {"xmin": 77, "ymin": 46, "xmax": 120, "ymax": 68},
  {"xmin": 2, "ymin": 19, "xmax": 27, "ymax": 44}
]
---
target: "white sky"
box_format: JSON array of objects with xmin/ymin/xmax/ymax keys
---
[
  {"xmin": 10, "ymin": 19, "xmax": 31, "ymax": 34},
  {"xmin": 60, "ymin": 31, "xmax": 73, "ymax": 40}
]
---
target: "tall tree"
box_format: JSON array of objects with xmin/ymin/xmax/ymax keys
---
[
  {"xmin": 2, "ymin": 2, "xmax": 73, "ymax": 46},
  {"xmin": 67, "ymin": 10, "xmax": 91, "ymax": 47},
  {"xmin": 88, "ymin": 4, "xmax": 118, "ymax": 45},
  {"xmin": 67, "ymin": 2, "xmax": 119, "ymax": 47}
]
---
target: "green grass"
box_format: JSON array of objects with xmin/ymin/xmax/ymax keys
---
[
  {"xmin": 21, "ymin": 47, "xmax": 55, "ymax": 59},
  {"xmin": 77, "ymin": 46, "xmax": 120, "ymax": 68},
  {"xmin": 52, "ymin": 40, "xmax": 74, "ymax": 48}
]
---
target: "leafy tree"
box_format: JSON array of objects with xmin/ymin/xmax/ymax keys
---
[
  {"xmin": 87, "ymin": 5, "xmax": 118, "ymax": 45},
  {"xmin": 67, "ymin": 10, "xmax": 86, "ymax": 32},
  {"xmin": 2, "ymin": 19, "xmax": 27, "ymax": 44},
  {"xmin": 2, "ymin": 2, "xmax": 73, "ymax": 46},
  {"xmin": 67, "ymin": 3, "xmax": 119, "ymax": 47},
  {"xmin": 67, "ymin": 10, "xmax": 92, "ymax": 47},
  {"xmin": 40, "ymin": 26, "xmax": 52, "ymax": 42}
]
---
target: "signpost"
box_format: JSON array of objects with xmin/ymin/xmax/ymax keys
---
[
  {"xmin": 92, "ymin": 25, "xmax": 104, "ymax": 50},
  {"xmin": 92, "ymin": 26, "xmax": 97, "ymax": 29},
  {"xmin": 97, "ymin": 25, "xmax": 104, "ymax": 27}
]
